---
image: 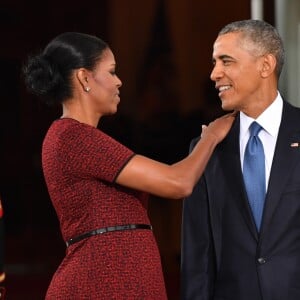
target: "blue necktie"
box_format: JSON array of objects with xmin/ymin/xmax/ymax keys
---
[{"xmin": 243, "ymin": 122, "xmax": 266, "ymax": 231}]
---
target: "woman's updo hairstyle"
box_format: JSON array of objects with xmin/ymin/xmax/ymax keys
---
[{"xmin": 23, "ymin": 32, "xmax": 108, "ymax": 106}]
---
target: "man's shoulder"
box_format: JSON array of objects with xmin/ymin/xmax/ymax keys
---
[{"xmin": 283, "ymin": 100, "xmax": 300, "ymax": 121}]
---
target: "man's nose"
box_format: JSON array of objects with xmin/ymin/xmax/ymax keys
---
[{"xmin": 210, "ymin": 64, "xmax": 223, "ymax": 82}]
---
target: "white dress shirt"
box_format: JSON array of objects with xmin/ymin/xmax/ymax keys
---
[{"xmin": 240, "ymin": 92, "xmax": 283, "ymax": 189}]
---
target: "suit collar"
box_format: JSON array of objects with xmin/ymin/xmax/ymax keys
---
[
  {"xmin": 260, "ymin": 101, "xmax": 300, "ymax": 236},
  {"xmin": 219, "ymin": 101, "xmax": 300, "ymax": 241}
]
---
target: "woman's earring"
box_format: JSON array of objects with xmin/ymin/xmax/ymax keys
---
[{"xmin": 84, "ymin": 87, "xmax": 91, "ymax": 92}]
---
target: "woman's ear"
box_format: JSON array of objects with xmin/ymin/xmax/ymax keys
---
[
  {"xmin": 261, "ymin": 54, "xmax": 276, "ymax": 78},
  {"xmin": 76, "ymin": 68, "xmax": 91, "ymax": 92}
]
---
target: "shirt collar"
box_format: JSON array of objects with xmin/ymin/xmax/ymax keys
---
[{"xmin": 240, "ymin": 92, "xmax": 283, "ymax": 137}]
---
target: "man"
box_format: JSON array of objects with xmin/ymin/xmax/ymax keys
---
[{"xmin": 181, "ymin": 19, "xmax": 300, "ymax": 300}]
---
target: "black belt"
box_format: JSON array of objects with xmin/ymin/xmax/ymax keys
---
[{"xmin": 66, "ymin": 224, "xmax": 152, "ymax": 247}]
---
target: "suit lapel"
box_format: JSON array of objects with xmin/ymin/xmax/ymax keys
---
[
  {"xmin": 260, "ymin": 102, "xmax": 300, "ymax": 236},
  {"xmin": 219, "ymin": 116, "xmax": 259, "ymax": 240}
]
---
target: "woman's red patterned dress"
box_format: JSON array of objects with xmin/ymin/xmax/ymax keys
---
[{"xmin": 43, "ymin": 119, "xmax": 167, "ymax": 299}]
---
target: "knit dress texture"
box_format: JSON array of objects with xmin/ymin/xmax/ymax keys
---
[{"xmin": 42, "ymin": 118, "xmax": 167, "ymax": 299}]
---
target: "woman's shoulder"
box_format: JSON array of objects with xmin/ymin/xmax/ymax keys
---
[
  {"xmin": 47, "ymin": 118, "xmax": 100, "ymax": 137},
  {"xmin": 45, "ymin": 118, "xmax": 122, "ymax": 147}
]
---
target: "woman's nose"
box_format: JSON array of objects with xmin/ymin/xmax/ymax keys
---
[{"xmin": 116, "ymin": 76, "xmax": 122, "ymax": 87}]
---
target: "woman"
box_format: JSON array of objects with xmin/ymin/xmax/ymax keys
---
[{"xmin": 23, "ymin": 32, "xmax": 235, "ymax": 299}]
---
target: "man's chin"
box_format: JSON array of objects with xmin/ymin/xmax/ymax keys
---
[{"xmin": 221, "ymin": 101, "xmax": 234, "ymax": 112}]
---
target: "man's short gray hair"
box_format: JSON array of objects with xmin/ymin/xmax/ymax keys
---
[{"xmin": 218, "ymin": 19, "xmax": 285, "ymax": 78}]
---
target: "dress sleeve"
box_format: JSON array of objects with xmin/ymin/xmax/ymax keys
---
[{"xmin": 59, "ymin": 124, "xmax": 135, "ymax": 183}]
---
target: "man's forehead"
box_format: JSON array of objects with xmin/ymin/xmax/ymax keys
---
[{"xmin": 212, "ymin": 33, "xmax": 251, "ymax": 56}]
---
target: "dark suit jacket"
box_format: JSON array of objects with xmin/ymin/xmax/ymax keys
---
[{"xmin": 181, "ymin": 101, "xmax": 300, "ymax": 300}]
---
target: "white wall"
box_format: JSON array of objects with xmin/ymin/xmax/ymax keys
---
[{"xmin": 275, "ymin": 0, "xmax": 300, "ymax": 106}]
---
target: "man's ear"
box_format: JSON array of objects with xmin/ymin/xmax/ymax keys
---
[{"xmin": 261, "ymin": 54, "xmax": 276, "ymax": 78}]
